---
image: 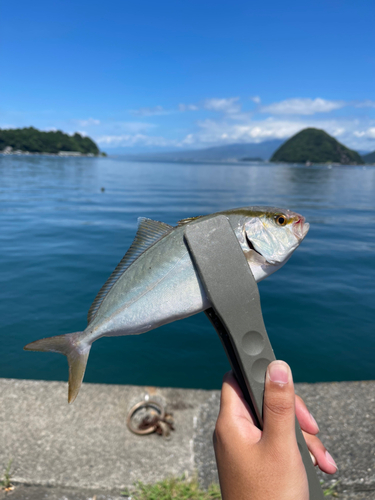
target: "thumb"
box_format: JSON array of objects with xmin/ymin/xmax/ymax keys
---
[{"xmin": 261, "ymin": 360, "xmax": 296, "ymax": 447}]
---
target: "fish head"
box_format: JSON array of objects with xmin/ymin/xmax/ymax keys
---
[{"xmin": 228, "ymin": 206, "xmax": 309, "ymax": 281}]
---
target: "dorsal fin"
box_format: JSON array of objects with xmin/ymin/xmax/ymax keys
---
[
  {"xmin": 87, "ymin": 218, "xmax": 173, "ymax": 324},
  {"xmin": 177, "ymin": 215, "xmax": 203, "ymax": 226}
]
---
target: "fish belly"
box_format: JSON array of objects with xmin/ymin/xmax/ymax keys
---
[{"xmin": 102, "ymin": 255, "xmax": 208, "ymax": 336}]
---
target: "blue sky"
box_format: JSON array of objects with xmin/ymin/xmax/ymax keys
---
[{"xmin": 1, "ymin": 0, "xmax": 374, "ymax": 152}]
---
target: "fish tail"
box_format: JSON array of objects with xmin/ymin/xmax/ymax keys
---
[{"xmin": 24, "ymin": 332, "xmax": 91, "ymax": 404}]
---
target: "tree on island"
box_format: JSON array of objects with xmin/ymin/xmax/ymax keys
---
[
  {"xmin": 270, "ymin": 128, "xmax": 364, "ymax": 165},
  {"xmin": 0, "ymin": 127, "xmax": 100, "ymax": 155}
]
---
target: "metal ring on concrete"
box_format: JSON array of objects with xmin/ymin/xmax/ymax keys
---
[{"xmin": 126, "ymin": 400, "xmax": 165, "ymax": 435}]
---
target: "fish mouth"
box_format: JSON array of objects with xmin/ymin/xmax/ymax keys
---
[{"xmin": 293, "ymin": 217, "xmax": 310, "ymax": 241}]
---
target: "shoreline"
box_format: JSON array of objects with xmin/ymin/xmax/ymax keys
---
[
  {"xmin": 0, "ymin": 151, "xmax": 104, "ymax": 157},
  {"xmin": 1, "ymin": 152, "xmax": 373, "ymax": 165}
]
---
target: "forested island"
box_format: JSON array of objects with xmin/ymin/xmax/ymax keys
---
[
  {"xmin": 0, "ymin": 127, "xmax": 103, "ymax": 156},
  {"xmin": 270, "ymin": 128, "xmax": 364, "ymax": 165}
]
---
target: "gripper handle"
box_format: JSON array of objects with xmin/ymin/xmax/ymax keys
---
[{"xmin": 184, "ymin": 215, "xmax": 324, "ymax": 500}]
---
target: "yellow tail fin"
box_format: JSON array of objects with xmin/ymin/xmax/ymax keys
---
[{"xmin": 24, "ymin": 332, "xmax": 91, "ymax": 404}]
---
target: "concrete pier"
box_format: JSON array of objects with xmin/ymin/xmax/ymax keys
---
[{"xmin": 0, "ymin": 378, "xmax": 374, "ymax": 499}]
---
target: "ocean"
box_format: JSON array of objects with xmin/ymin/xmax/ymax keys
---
[{"xmin": 1, "ymin": 155, "xmax": 375, "ymax": 389}]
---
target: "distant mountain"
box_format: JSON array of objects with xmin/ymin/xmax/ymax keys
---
[
  {"xmin": 358, "ymin": 150, "xmax": 371, "ymax": 156},
  {"xmin": 0, "ymin": 127, "xmax": 100, "ymax": 155},
  {"xmin": 126, "ymin": 140, "xmax": 283, "ymax": 162},
  {"xmin": 270, "ymin": 128, "xmax": 364, "ymax": 165},
  {"xmin": 362, "ymin": 150, "xmax": 375, "ymax": 164}
]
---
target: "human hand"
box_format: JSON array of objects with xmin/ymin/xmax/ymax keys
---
[{"xmin": 213, "ymin": 361, "xmax": 338, "ymax": 500}]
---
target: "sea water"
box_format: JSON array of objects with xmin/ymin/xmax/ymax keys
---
[{"xmin": 1, "ymin": 155, "xmax": 374, "ymax": 388}]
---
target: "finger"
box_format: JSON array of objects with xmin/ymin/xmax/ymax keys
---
[
  {"xmin": 262, "ymin": 360, "xmax": 296, "ymax": 447},
  {"xmin": 219, "ymin": 372, "xmax": 258, "ymax": 426},
  {"xmin": 295, "ymin": 394, "xmax": 320, "ymax": 435},
  {"xmin": 302, "ymin": 431, "xmax": 338, "ymax": 474},
  {"xmin": 216, "ymin": 372, "xmax": 261, "ymax": 445}
]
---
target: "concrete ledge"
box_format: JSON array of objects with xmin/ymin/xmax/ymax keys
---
[{"xmin": 0, "ymin": 378, "xmax": 374, "ymax": 499}]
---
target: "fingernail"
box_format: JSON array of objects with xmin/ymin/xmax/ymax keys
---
[
  {"xmin": 268, "ymin": 361, "xmax": 290, "ymax": 385},
  {"xmin": 310, "ymin": 412, "xmax": 320, "ymax": 432},
  {"xmin": 309, "ymin": 451, "xmax": 317, "ymax": 466},
  {"xmin": 325, "ymin": 450, "xmax": 338, "ymax": 470}
]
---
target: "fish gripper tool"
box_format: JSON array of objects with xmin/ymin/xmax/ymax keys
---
[{"xmin": 184, "ymin": 215, "xmax": 324, "ymax": 499}]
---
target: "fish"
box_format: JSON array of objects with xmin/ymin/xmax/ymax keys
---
[{"xmin": 24, "ymin": 206, "xmax": 309, "ymax": 403}]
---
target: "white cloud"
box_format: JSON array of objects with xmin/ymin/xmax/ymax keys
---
[
  {"xmin": 97, "ymin": 133, "xmax": 175, "ymax": 147},
  {"xmin": 178, "ymin": 103, "xmax": 199, "ymax": 112},
  {"xmin": 178, "ymin": 115, "xmax": 375, "ymax": 151},
  {"xmin": 130, "ymin": 103, "xmax": 199, "ymax": 115},
  {"xmin": 67, "ymin": 130, "xmax": 88, "ymax": 136},
  {"xmin": 203, "ymin": 97, "xmax": 241, "ymax": 114},
  {"xmin": 30, "ymin": 95, "xmax": 373, "ymax": 152},
  {"xmin": 182, "ymin": 118, "xmax": 305, "ymax": 145},
  {"xmin": 355, "ymin": 100, "xmax": 375, "ymax": 109},
  {"xmin": 130, "ymin": 106, "xmax": 170, "ymax": 117},
  {"xmin": 110, "ymin": 121, "xmax": 156, "ymax": 132},
  {"xmin": 331, "ymin": 127, "xmax": 345, "ymax": 137},
  {"xmin": 260, "ymin": 98, "xmax": 346, "ymax": 115},
  {"xmin": 127, "ymin": 96, "xmax": 374, "ymax": 120},
  {"xmin": 76, "ymin": 118, "xmax": 101, "ymax": 126},
  {"xmin": 94, "ymin": 112, "xmax": 375, "ymax": 151},
  {"xmin": 353, "ymin": 127, "xmax": 375, "ymax": 139},
  {"xmin": 180, "ymin": 134, "xmax": 195, "ymax": 145}
]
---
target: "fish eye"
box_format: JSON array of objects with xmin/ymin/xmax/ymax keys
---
[{"xmin": 275, "ymin": 214, "xmax": 287, "ymax": 226}]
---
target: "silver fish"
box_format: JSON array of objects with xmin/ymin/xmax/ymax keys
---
[{"xmin": 24, "ymin": 206, "xmax": 309, "ymax": 403}]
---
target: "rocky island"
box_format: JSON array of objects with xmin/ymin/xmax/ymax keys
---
[
  {"xmin": 0, "ymin": 127, "xmax": 103, "ymax": 156},
  {"xmin": 270, "ymin": 128, "xmax": 364, "ymax": 165}
]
